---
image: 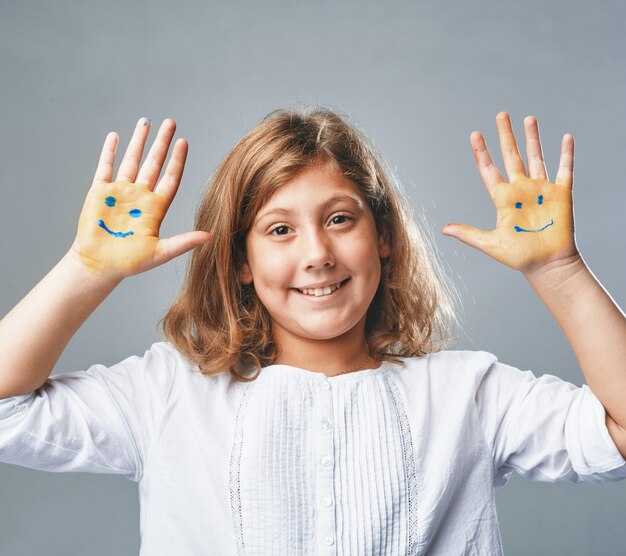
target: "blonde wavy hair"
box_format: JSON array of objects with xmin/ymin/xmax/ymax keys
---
[{"xmin": 160, "ymin": 107, "xmax": 458, "ymax": 381}]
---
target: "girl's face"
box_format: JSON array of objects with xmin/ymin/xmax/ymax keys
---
[{"xmin": 241, "ymin": 160, "xmax": 391, "ymax": 352}]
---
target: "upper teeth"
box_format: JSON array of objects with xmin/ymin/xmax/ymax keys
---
[{"xmin": 298, "ymin": 281, "xmax": 343, "ymax": 297}]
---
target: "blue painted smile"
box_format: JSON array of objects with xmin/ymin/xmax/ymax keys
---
[
  {"xmin": 98, "ymin": 219, "xmax": 135, "ymax": 238},
  {"xmin": 514, "ymin": 219, "xmax": 554, "ymax": 233},
  {"xmin": 99, "ymin": 196, "xmax": 142, "ymax": 238},
  {"xmin": 513, "ymin": 195, "xmax": 553, "ymax": 232}
]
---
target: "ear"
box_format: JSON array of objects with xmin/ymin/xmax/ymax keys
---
[
  {"xmin": 240, "ymin": 261, "xmax": 253, "ymax": 285},
  {"xmin": 378, "ymin": 229, "xmax": 391, "ymax": 259}
]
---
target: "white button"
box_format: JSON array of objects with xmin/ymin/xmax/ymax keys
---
[
  {"xmin": 319, "ymin": 381, "xmax": 330, "ymax": 391},
  {"xmin": 323, "ymin": 496, "xmax": 333, "ymax": 507},
  {"xmin": 320, "ymin": 456, "xmax": 332, "ymax": 466},
  {"xmin": 324, "ymin": 536, "xmax": 335, "ymax": 546},
  {"xmin": 321, "ymin": 419, "xmax": 331, "ymax": 430}
]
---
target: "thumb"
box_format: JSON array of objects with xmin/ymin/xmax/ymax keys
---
[
  {"xmin": 154, "ymin": 231, "xmax": 213, "ymax": 266},
  {"xmin": 442, "ymin": 223, "xmax": 492, "ymax": 253}
]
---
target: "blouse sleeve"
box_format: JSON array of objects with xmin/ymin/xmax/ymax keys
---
[
  {"xmin": 474, "ymin": 355, "xmax": 626, "ymax": 486},
  {"xmin": 0, "ymin": 342, "xmax": 177, "ymax": 483}
]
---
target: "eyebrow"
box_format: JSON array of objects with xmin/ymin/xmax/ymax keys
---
[{"xmin": 255, "ymin": 195, "xmax": 363, "ymax": 224}]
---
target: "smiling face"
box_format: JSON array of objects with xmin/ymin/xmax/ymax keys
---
[{"xmin": 240, "ymin": 160, "xmax": 390, "ymax": 358}]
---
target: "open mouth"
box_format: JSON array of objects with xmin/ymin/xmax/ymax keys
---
[
  {"xmin": 514, "ymin": 219, "xmax": 554, "ymax": 233},
  {"xmin": 293, "ymin": 278, "xmax": 351, "ymax": 299}
]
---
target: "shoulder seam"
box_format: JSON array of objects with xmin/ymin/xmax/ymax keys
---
[{"xmin": 159, "ymin": 343, "xmax": 178, "ymax": 409}]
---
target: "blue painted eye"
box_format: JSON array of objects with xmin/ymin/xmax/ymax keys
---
[
  {"xmin": 538, "ymin": 195, "xmax": 543, "ymax": 205},
  {"xmin": 515, "ymin": 202, "xmax": 522, "ymax": 209},
  {"xmin": 105, "ymin": 196, "xmax": 116, "ymax": 207},
  {"xmin": 129, "ymin": 209, "xmax": 142, "ymax": 218}
]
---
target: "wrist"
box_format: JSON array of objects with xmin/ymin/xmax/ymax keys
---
[
  {"xmin": 62, "ymin": 249, "xmax": 124, "ymax": 292},
  {"xmin": 523, "ymin": 252, "xmax": 588, "ymax": 293}
]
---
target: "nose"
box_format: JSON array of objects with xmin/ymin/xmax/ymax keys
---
[{"xmin": 301, "ymin": 228, "xmax": 335, "ymax": 270}]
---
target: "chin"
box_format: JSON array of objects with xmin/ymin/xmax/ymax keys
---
[
  {"xmin": 296, "ymin": 320, "xmax": 362, "ymax": 340},
  {"xmin": 294, "ymin": 327, "xmax": 346, "ymax": 341}
]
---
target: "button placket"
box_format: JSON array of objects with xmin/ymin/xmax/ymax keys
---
[{"xmin": 315, "ymin": 377, "xmax": 336, "ymax": 554}]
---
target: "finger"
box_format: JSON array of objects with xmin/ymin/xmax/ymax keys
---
[
  {"xmin": 135, "ymin": 119, "xmax": 177, "ymax": 189},
  {"xmin": 92, "ymin": 132, "xmax": 119, "ymax": 186},
  {"xmin": 115, "ymin": 117, "xmax": 152, "ymax": 182},
  {"xmin": 523, "ymin": 115, "xmax": 548, "ymax": 180},
  {"xmin": 154, "ymin": 138, "xmax": 189, "ymax": 209},
  {"xmin": 470, "ymin": 131, "xmax": 505, "ymax": 199},
  {"xmin": 153, "ymin": 231, "xmax": 213, "ymax": 267},
  {"xmin": 442, "ymin": 223, "xmax": 493, "ymax": 253},
  {"xmin": 555, "ymin": 133, "xmax": 574, "ymax": 188},
  {"xmin": 496, "ymin": 112, "xmax": 527, "ymax": 181}
]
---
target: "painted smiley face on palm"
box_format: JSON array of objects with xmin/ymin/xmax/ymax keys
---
[
  {"xmin": 494, "ymin": 177, "xmax": 572, "ymax": 237},
  {"xmin": 512, "ymin": 195, "xmax": 554, "ymax": 233},
  {"xmin": 76, "ymin": 180, "xmax": 168, "ymax": 275},
  {"xmin": 485, "ymin": 176, "xmax": 575, "ymax": 269},
  {"xmin": 99, "ymin": 194, "xmax": 143, "ymax": 237}
]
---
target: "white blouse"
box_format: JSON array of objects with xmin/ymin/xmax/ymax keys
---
[{"xmin": 1, "ymin": 342, "xmax": 625, "ymax": 555}]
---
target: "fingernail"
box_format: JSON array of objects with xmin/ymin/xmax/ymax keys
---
[{"xmin": 143, "ymin": 118, "xmax": 151, "ymax": 126}]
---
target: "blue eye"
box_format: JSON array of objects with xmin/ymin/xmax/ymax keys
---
[
  {"xmin": 105, "ymin": 196, "xmax": 116, "ymax": 207},
  {"xmin": 515, "ymin": 202, "xmax": 522, "ymax": 209},
  {"xmin": 129, "ymin": 209, "xmax": 142, "ymax": 218},
  {"xmin": 538, "ymin": 195, "xmax": 543, "ymax": 205}
]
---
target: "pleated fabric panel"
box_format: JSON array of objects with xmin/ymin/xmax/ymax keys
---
[{"xmin": 229, "ymin": 363, "xmax": 417, "ymax": 556}]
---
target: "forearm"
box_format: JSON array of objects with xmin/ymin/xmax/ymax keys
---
[
  {"xmin": 525, "ymin": 254, "xmax": 626, "ymax": 427},
  {"xmin": 0, "ymin": 251, "xmax": 121, "ymax": 398}
]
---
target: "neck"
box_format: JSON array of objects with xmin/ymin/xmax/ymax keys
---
[{"xmin": 272, "ymin": 318, "xmax": 378, "ymax": 376}]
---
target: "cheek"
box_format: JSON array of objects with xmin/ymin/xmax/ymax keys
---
[
  {"xmin": 346, "ymin": 235, "xmax": 382, "ymax": 269},
  {"xmin": 339, "ymin": 239, "xmax": 382, "ymax": 295},
  {"xmin": 248, "ymin": 248, "xmax": 294, "ymax": 288}
]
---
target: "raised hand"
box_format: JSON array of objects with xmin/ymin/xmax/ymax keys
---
[
  {"xmin": 70, "ymin": 118, "xmax": 212, "ymax": 279},
  {"xmin": 442, "ymin": 112, "xmax": 578, "ymax": 274}
]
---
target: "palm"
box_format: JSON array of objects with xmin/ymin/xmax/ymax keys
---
[
  {"xmin": 71, "ymin": 118, "xmax": 211, "ymax": 278},
  {"xmin": 76, "ymin": 180, "xmax": 167, "ymax": 275},
  {"xmin": 443, "ymin": 113, "xmax": 577, "ymax": 274},
  {"xmin": 489, "ymin": 175, "xmax": 575, "ymax": 269}
]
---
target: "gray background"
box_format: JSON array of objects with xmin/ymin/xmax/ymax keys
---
[{"xmin": 1, "ymin": 0, "xmax": 625, "ymax": 554}]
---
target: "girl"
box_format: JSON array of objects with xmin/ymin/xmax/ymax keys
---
[{"xmin": 0, "ymin": 108, "xmax": 625, "ymax": 555}]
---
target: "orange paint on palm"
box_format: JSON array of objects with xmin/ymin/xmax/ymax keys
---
[
  {"xmin": 76, "ymin": 180, "xmax": 168, "ymax": 276},
  {"xmin": 490, "ymin": 176, "xmax": 574, "ymax": 269}
]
